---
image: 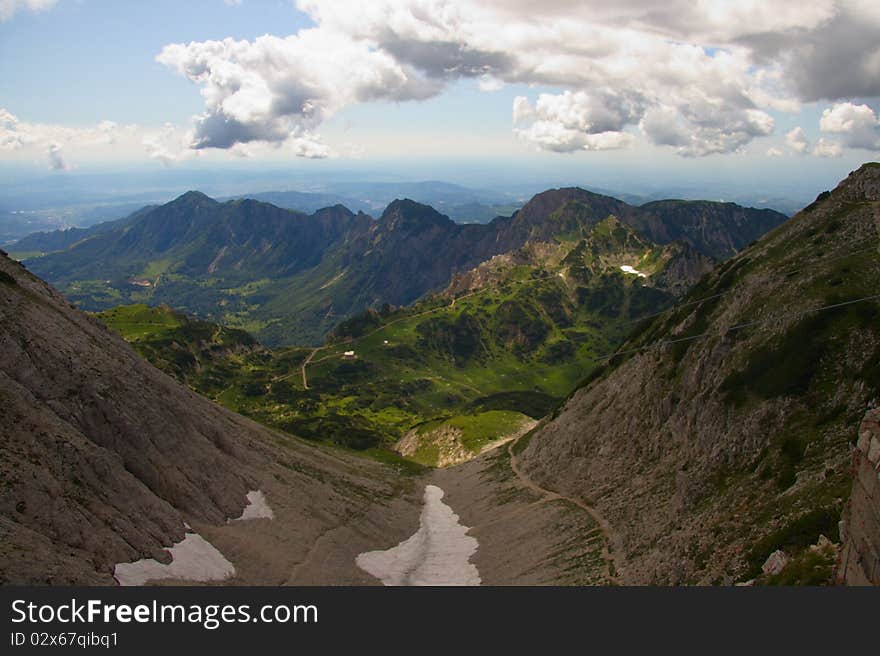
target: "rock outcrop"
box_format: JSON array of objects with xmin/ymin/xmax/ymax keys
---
[
  {"xmin": 396, "ymin": 426, "xmax": 472, "ymax": 468},
  {"xmin": 837, "ymin": 408, "xmax": 880, "ymax": 584}
]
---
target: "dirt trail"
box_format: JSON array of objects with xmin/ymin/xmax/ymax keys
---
[
  {"xmin": 286, "ymin": 522, "xmax": 348, "ymax": 584},
  {"xmin": 506, "ymin": 431, "xmax": 622, "ymax": 584},
  {"xmin": 301, "ymin": 347, "xmax": 323, "ymax": 390}
]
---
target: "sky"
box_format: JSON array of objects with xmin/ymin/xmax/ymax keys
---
[{"xmin": 1, "ymin": 0, "xmax": 879, "ymax": 194}]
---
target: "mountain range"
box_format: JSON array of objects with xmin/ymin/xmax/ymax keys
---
[
  {"xmin": 226, "ymin": 180, "xmax": 523, "ymax": 223},
  {"xmin": 22, "ymin": 187, "xmax": 786, "ymax": 345}
]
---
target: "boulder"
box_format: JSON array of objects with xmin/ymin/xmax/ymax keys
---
[{"xmin": 762, "ymin": 550, "xmax": 789, "ymax": 576}]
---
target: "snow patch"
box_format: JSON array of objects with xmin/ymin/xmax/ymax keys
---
[
  {"xmin": 620, "ymin": 265, "xmax": 647, "ymax": 278},
  {"xmin": 356, "ymin": 485, "xmax": 481, "ymax": 586},
  {"xmin": 232, "ymin": 490, "xmax": 274, "ymax": 521},
  {"xmin": 113, "ymin": 532, "xmax": 235, "ymax": 586}
]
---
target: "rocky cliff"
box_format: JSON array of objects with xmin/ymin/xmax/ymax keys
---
[
  {"xmin": 837, "ymin": 407, "xmax": 880, "ymax": 584},
  {"xmin": 519, "ymin": 163, "xmax": 880, "ymax": 584}
]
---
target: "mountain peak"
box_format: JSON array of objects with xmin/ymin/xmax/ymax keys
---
[
  {"xmin": 832, "ymin": 161, "xmax": 880, "ymax": 202},
  {"xmin": 516, "ymin": 187, "xmax": 633, "ymax": 222},
  {"xmin": 379, "ymin": 198, "xmax": 453, "ymax": 230},
  {"xmin": 497, "ymin": 186, "xmax": 637, "ymax": 246},
  {"xmin": 314, "ymin": 203, "xmax": 356, "ymax": 217},
  {"xmin": 172, "ymin": 190, "xmax": 219, "ymax": 206},
  {"xmin": 520, "ymin": 187, "xmax": 623, "ymax": 212}
]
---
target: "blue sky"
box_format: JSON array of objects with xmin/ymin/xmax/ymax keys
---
[
  {"xmin": 0, "ymin": 1, "xmax": 313, "ymax": 125},
  {"xmin": 1, "ymin": 0, "xmax": 878, "ymax": 196}
]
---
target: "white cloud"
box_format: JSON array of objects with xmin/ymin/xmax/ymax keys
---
[
  {"xmin": 512, "ymin": 90, "xmax": 641, "ymax": 151},
  {"xmin": 47, "ymin": 143, "xmax": 68, "ymax": 170},
  {"xmin": 637, "ymin": 104, "xmax": 773, "ymax": 157},
  {"xmin": 478, "ymin": 75, "xmax": 503, "ymax": 92},
  {"xmin": 0, "ymin": 107, "xmax": 150, "ymax": 169},
  {"xmin": 142, "ymin": 123, "xmax": 195, "ymax": 166},
  {"xmin": 766, "ymin": 147, "xmax": 783, "ymax": 157},
  {"xmin": 639, "ymin": 106, "xmax": 689, "ymax": 148},
  {"xmin": 0, "ymin": 108, "xmax": 26, "ymax": 149},
  {"xmin": 147, "ymin": 0, "xmax": 880, "ymax": 159},
  {"xmin": 0, "ymin": 108, "xmax": 130, "ymax": 150},
  {"xmin": 819, "ymin": 102, "xmax": 880, "ymax": 150},
  {"xmin": 785, "ymin": 126, "xmax": 810, "ymax": 154},
  {"xmin": 772, "ymin": 102, "xmax": 880, "ymax": 159},
  {"xmin": 512, "ymin": 91, "xmax": 641, "ymax": 153},
  {"xmin": 512, "ymin": 96, "xmax": 534, "ymax": 124},
  {"xmin": 515, "ymin": 121, "xmax": 633, "ymax": 153},
  {"xmin": 0, "ymin": 0, "xmax": 56, "ymax": 22},
  {"xmin": 156, "ymin": 31, "xmax": 442, "ymax": 157},
  {"xmin": 813, "ymin": 138, "xmax": 843, "ymax": 158}
]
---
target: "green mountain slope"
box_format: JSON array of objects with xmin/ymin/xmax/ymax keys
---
[
  {"xmin": 519, "ymin": 163, "xmax": 880, "ymax": 585},
  {"xmin": 96, "ymin": 215, "xmax": 714, "ymax": 466}
]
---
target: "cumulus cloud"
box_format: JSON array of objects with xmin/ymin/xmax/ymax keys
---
[
  {"xmin": 512, "ymin": 91, "xmax": 642, "ymax": 152},
  {"xmin": 142, "ymin": 123, "xmax": 195, "ymax": 166},
  {"xmin": 766, "ymin": 147, "xmax": 783, "ymax": 157},
  {"xmin": 544, "ymin": 91, "xmax": 638, "ymax": 134},
  {"xmin": 515, "ymin": 121, "xmax": 634, "ymax": 153},
  {"xmin": 0, "ymin": 107, "xmax": 139, "ymax": 169},
  {"xmin": 156, "ymin": 30, "xmax": 442, "ymax": 156},
  {"xmin": 0, "ymin": 108, "xmax": 26, "ymax": 149},
  {"xmin": 152, "ymin": 0, "xmax": 880, "ymax": 158},
  {"xmin": 638, "ymin": 103, "xmax": 773, "ymax": 157},
  {"xmin": 785, "ymin": 126, "xmax": 810, "ymax": 154},
  {"xmin": 639, "ymin": 107, "xmax": 689, "ymax": 148},
  {"xmin": 819, "ymin": 102, "xmax": 880, "ymax": 150},
  {"xmin": 813, "ymin": 138, "xmax": 843, "ymax": 158},
  {"xmin": 0, "ymin": 0, "xmax": 56, "ymax": 22},
  {"xmin": 47, "ymin": 143, "xmax": 68, "ymax": 170},
  {"xmin": 478, "ymin": 75, "xmax": 503, "ymax": 92},
  {"xmin": 741, "ymin": 4, "xmax": 880, "ymax": 102}
]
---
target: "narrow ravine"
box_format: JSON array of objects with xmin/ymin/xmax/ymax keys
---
[{"xmin": 356, "ymin": 485, "xmax": 481, "ymax": 586}]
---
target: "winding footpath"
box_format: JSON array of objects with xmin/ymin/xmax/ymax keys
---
[
  {"xmin": 506, "ymin": 431, "xmax": 622, "ymax": 585},
  {"xmin": 300, "ymin": 347, "xmax": 323, "ymax": 390}
]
